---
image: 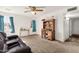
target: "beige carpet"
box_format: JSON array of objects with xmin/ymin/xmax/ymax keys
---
[{"xmin": 21, "ymin": 35, "xmax": 79, "ymax": 53}]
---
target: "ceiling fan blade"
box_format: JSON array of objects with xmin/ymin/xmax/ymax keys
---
[
  {"xmin": 24, "ymin": 10, "xmax": 31, "ymax": 13},
  {"xmin": 35, "ymin": 9, "xmax": 43, "ymax": 11},
  {"xmin": 29, "ymin": 6, "xmax": 33, "ymax": 8},
  {"xmin": 28, "ymin": 6, "xmax": 45, "ymax": 9}
]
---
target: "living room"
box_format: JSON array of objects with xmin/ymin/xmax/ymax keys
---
[{"xmin": 1, "ymin": 6, "xmax": 79, "ymax": 53}]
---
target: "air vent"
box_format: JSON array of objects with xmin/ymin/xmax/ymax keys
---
[{"xmin": 67, "ymin": 7, "xmax": 77, "ymax": 12}]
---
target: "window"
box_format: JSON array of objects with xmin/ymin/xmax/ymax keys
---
[
  {"xmin": 0, "ymin": 15, "xmax": 15, "ymax": 33},
  {"xmin": 0, "ymin": 15, "xmax": 4, "ymax": 32},
  {"xmin": 4, "ymin": 16, "xmax": 11, "ymax": 33},
  {"xmin": 4, "ymin": 16, "xmax": 15, "ymax": 33}
]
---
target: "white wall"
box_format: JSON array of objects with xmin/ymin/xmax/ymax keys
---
[
  {"xmin": 0, "ymin": 11, "xmax": 34, "ymax": 36},
  {"xmin": 69, "ymin": 18, "xmax": 73, "ymax": 36},
  {"xmin": 64, "ymin": 18, "xmax": 70, "ymax": 39},
  {"xmin": 36, "ymin": 9, "xmax": 67, "ymax": 42},
  {"xmin": 72, "ymin": 18, "xmax": 79, "ymax": 35}
]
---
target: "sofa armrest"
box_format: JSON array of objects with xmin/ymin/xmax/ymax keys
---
[{"xmin": 7, "ymin": 46, "xmax": 32, "ymax": 53}]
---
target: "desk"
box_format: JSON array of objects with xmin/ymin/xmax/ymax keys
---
[{"xmin": 19, "ymin": 28, "xmax": 30, "ymax": 36}]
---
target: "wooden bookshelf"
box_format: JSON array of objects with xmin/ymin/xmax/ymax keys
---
[{"xmin": 41, "ymin": 17, "xmax": 55, "ymax": 41}]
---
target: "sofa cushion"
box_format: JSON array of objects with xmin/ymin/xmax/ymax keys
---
[
  {"xmin": 6, "ymin": 39, "xmax": 18, "ymax": 45},
  {"xmin": 0, "ymin": 40, "xmax": 4, "ymax": 50}
]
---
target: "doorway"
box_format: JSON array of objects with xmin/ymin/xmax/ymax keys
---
[{"xmin": 65, "ymin": 11, "xmax": 79, "ymax": 42}]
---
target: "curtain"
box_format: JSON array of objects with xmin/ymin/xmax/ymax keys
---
[
  {"xmin": 10, "ymin": 17, "xmax": 15, "ymax": 33},
  {"xmin": 32, "ymin": 20, "xmax": 36, "ymax": 32},
  {"xmin": 0, "ymin": 16, "xmax": 4, "ymax": 32}
]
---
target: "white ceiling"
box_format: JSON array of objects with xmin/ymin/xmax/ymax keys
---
[{"xmin": 0, "ymin": 6, "xmax": 72, "ymax": 16}]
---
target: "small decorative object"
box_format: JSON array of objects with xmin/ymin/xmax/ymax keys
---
[
  {"xmin": 52, "ymin": 16, "xmax": 55, "ymax": 19},
  {"xmin": 42, "ymin": 19, "xmax": 45, "ymax": 21}
]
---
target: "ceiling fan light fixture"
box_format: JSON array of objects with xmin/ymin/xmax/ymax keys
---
[{"xmin": 31, "ymin": 11, "xmax": 37, "ymax": 15}]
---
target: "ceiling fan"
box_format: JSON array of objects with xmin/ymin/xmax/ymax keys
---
[{"xmin": 24, "ymin": 6, "xmax": 45, "ymax": 15}]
